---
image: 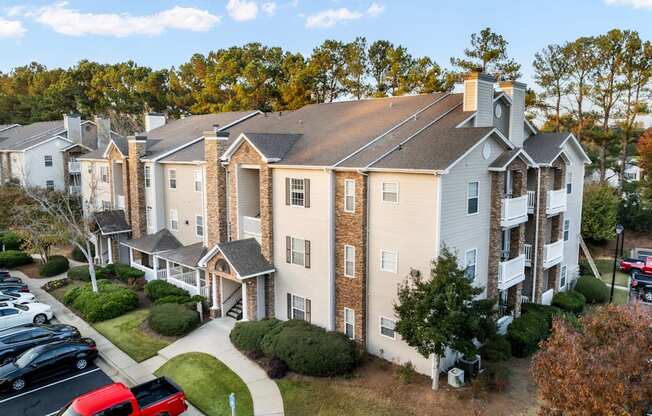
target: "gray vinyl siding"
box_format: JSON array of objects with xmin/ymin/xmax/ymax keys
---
[
  {"xmin": 561, "ymin": 142, "xmax": 586, "ymax": 285},
  {"xmin": 493, "ymin": 100, "xmax": 510, "ymax": 138},
  {"xmin": 439, "ymin": 135, "xmax": 506, "ymax": 297}
]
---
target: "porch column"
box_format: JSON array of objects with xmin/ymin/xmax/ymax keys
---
[
  {"xmin": 128, "ymin": 247, "xmax": 133, "ymax": 265},
  {"xmin": 153, "ymin": 256, "xmax": 159, "ymax": 280},
  {"xmin": 219, "ymin": 275, "xmax": 224, "ymax": 312},
  {"xmin": 241, "ymin": 283, "xmax": 248, "ymax": 321},
  {"xmin": 195, "ymin": 269, "xmax": 201, "ymax": 294},
  {"xmin": 107, "ymin": 237, "xmax": 113, "ymax": 264},
  {"xmin": 166, "ymin": 261, "xmax": 171, "ymax": 280},
  {"xmin": 210, "ymin": 273, "xmax": 220, "ymax": 318}
]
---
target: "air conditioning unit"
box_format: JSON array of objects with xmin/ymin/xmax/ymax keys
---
[{"xmin": 447, "ymin": 367, "xmax": 464, "ymax": 388}]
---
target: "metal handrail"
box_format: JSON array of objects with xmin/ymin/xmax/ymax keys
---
[{"xmin": 223, "ymin": 287, "xmax": 241, "ymax": 306}]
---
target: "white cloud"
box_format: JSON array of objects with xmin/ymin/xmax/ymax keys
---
[
  {"xmin": 605, "ymin": 0, "xmax": 652, "ymax": 7},
  {"xmin": 0, "ymin": 17, "xmax": 26, "ymax": 38},
  {"xmin": 227, "ymin": 0, "xmax": 259, "ymax": 21},
  {"xmin": 19, "ymin": 2, "xmax": 220, "ymax": 37},
  {"xmin": 262, "ymin": 2, "xmax": 277, "ymax": 16},
  {"xmin": 305, "ymin": 8, "xmax": 363, "ymax": 28},
  {"xmin": 367, "ymin": 2, "xmax": 385, "ymax": 17}
]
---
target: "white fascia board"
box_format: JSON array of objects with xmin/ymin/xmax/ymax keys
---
[
  {"xmin": 102, "ymin": 140, "xmax": 126, "ymax": 159},
  {"xmin": 22, "ymin": 135, "xmax": 74, "ymax": 152},
  {"xmin": 220, "ymin": 133, "xmax": 274, "ymax": 163}
]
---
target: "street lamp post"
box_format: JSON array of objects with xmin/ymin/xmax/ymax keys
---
[{"xmin": 610, "ymin": 224, "xmax": 624, "ymax": 303}]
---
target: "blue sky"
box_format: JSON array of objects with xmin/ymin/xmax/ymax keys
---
[{"xmin": 1, "ymin": 0, "xmax": 651, "ymax": 86}]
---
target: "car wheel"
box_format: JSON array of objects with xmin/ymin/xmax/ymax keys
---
[
  {"xmin": 1, "ymin": 355, "xmax": 13, "ymax": 365},
  {"xmin": 11, "ymin": 378, "xmax": 25, "ymax": 391},
  {"xmin": 75, "ymin": 358, "xmax": 88, "ymax": 370},
  {"xmin": 33, "ymin": 314, "xmax": 47, "ymax": 324},
  {"xmin": 644, "ymin": 291, "xmax": 652, "ymax": 303}
]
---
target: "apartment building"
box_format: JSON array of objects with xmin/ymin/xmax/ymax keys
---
[
  {"xmin": 80, "ymin": 71, "xmax": 590, "ymax": 380},
  {"xmin": 0, "ymin": 114, "xmax": 114, "ymax": 193}
]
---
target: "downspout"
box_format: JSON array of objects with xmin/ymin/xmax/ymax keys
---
[
  {"xmin": 326, "ymin": 167, "xmax": 335, "ymax": 331},
  {"xmin": 356, "ymin": 169, "xmax": 370, "ymax": 348},
  {"xmin": 531, "ymin": 168, "xmax": 541, "ymax": 302}
]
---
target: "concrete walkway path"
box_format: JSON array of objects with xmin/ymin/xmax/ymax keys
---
[{"xmin": 143, "ymin": 318, "xmax": 285, "ymax": 416}]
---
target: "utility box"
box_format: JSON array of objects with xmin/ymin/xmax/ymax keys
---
[{"xmin": 447, "ymin": 368, "xmax": 464, "ymax": 388}]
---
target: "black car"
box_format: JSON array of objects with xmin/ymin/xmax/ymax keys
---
[
  {"xmin": 0, "ymin": 282, "xmax": 28, "ymax": 293},
  {"xmin": 0, "ymin": 275, "xmax": 22, "ymax": 284},
  {"xmin": 0, "ymin": 338, "xmax": 97, "ymax": 392},
  {"xmin": 0, "ymin": 324, "xmax": 81, "ymax": 365},
  {"xmin": 632, "ymin": 271, "xmax": 652, "ymax": 303}
]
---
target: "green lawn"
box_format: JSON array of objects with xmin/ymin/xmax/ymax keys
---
[
  {"xmin": 593, "ymin": 258, "xmax": 630, "ymax": 287},
  {"xmin": 611, "ymin": 288, "xmax": 630, "ymax": 305},
  {"xmin": 155, "ymin": 352, "xmax": 253, "ymax": 416},
  {"xmin": 93, "ymin": 309, "xmax": 171, "ymax": 362}
]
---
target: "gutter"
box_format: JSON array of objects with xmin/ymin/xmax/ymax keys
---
[
  {"xmin": 532, "ymin": 168, "xmax": 541, "ymax": 302},
  {"xmin": 326, "ymin": 167, "xmax": 336, "ymax": 331},
  {"xmin": 356, "ymin": 169, "xmax": 370, "ymax": 346}
]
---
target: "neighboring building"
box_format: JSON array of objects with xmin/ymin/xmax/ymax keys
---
[
  {"xmin": 0, "ymin": 114, "xmax": 115, "ymax": 193},
  {"xmin": 80, "ymin": 71, "xmax": 590, "ymax": 382},
  {"xmin": 588, "ymin": 159, "xmax": 641, "ymax": 188}
]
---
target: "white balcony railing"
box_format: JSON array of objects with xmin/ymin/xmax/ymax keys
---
[
  {"xmin": 156, "ymin": 269, "xmax": 168, "ymax": 280},
  {"xmin": 498, "ymin": 254, "xmax": 526, "ymax": 291},
  {"xmin": 68, "ymin": 161, "xmax": 81, "ymax": 173},
  {"xmin": 168, "ymin": 270, "xmax": 199, "ymax": 295},
  {"xmin": 527, "ymin": 191, "xmax": 536, "ymax": 213},
  {"xmin": 543, "ymin": 239, "xmax": 564, "ymax": 269},
  {"xmin": 242, "ymin": 216, "xmax": 261, "ymax": 242},
  {"xmin": 546, "ymin": 189, "xmax": 567, "ymax": 215},
  {"xmin": 131, "ymin": 261, "xmax": 156, "ymax": 281},
  {"xmin": 69, "ymin": 185, "xmax": 81, "ymax": 195},
  {"xmin": 524, "ymin": 243, "xmax": 533, "ymax": 267},
  {"xmin": 116, "ymin": 195, "xmax": 125, "ymax": 209},
  {"xmin": 541, "ymin": 289, "xmax": 555, "ymax": 305},
  {"xmin": 500, "ymin": 195, "xmax": 528, "ymax": 228}
]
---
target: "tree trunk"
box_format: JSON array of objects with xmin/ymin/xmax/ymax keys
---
[
  {"xmin": 431, "ymin": 354, "xmax": 440, "ymax": 391},
  {"xmin": 618, "ymin": 130, "xmax": 630, "ymax": 195},
  {"xmin": 84, "ymin": 240, "xmax": 98, "ymax": 293}
]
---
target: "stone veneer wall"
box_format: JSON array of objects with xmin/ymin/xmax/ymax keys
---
[
  {"xmin": 334, "ymin": 171, "xmax": 367, "ymax": 344},
  {"xmin": 205, "ymin": 137, "xmax": 228, "ymax": 248},
  {"xmin": 127, "ymin": 138, "xmax": 146, "ymax": 238}
]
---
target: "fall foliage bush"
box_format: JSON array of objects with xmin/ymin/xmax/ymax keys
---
[{"xmin": 574, "ymin": 275, "xmax": 609, "ymax": 304}]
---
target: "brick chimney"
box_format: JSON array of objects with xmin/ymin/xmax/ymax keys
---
[
  {"xmin": 64, "ymin": 113, "xmax": 82, "ymax": 144},
  {"xmin": 144, "ymin": 113, "xmax": 166, "ymax": 132},
  {"xmin": 204, "ymin": 128, "xmax": 229, "ymax": 247},
  {"xmin": 463, "ymin": 71, "xmax": 496, "ymax": 128},
  {"xmin": 499, "ymin": 80, "xmax": 527, "ymax": 148},
  {"xmin": 94, "ymin": 115, "xmax": 111, "ymax": 150},
  {"xmin": 128, "ymin": 135, "xmax": 147, "ymax": 238}
]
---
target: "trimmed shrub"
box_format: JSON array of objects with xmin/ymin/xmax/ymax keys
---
[
  {"xmin": 480, "ymin": 334, "xmax": 512, "ymax": 362},
  {"xmin": 0, "ymin": 250, "xmax": 33, "ymax": 268},
  {"xmin": 506, "ymin": 312, "xmax": 550, "ymax": 357},
  {"xmin": 145, "ymin": 280, "xmax": 189, "ymax": 301},
  {"xmin": 260, "ymin": 320, "xmax": 358, "ymax": 377},
  {"xmin": 265, "ymin": 357, "xmax": 288, "ymax": 379},
  {"xmin": 574, "ymin": 275, "xmax": 609, "ymax": 304},
  {"xmin": 1, "ymin": 232, "xmax": 24, "ymax": 251},
  {"xmin": 230, "ymin": 319, "xmax": 282, "ymax": 353},
  {"xmin": 70, "ymin": 244, "xmax": 94, "ymax": 262},
  {"xmin": 552, "ymin": 290, "xmax": 586, "ymax": 314},
  {"xmin": 43, "ymin": 278, "xmax": 69, "ymax": 292},
  {"xmin": 67, "ymin": 265, "xmax": 107, "ymax": 281},
  {"xmin": 148, "ymin": 303, "xmax": 199, "ymax": 336},
  {"xmin": 112, "ymin": 263, "xmax": 145, "ymax": 283},
  {"xmin": 64, "ymin": 281, "xmax": 139, "ymax": 322},
  {"xmin": 39, "ymin": 255, "xmax": 70, "ymax": 277}
]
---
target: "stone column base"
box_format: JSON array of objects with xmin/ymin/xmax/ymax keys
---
[{"xmin": 209, "ymin": 307, "xmax": 222, "ymax": 319}]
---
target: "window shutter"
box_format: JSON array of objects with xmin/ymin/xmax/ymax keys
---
[
  {"xmin": 304, "ymin": 240, "xmax": 311, "ymax": 269},
  {"xmin": 306, "ymin": 298, "xmax": 311, "ymax": 322},
  {"xmin": 286, "ymin": 236, "xmax": 291, "ymax": 263},
  {"xmin": 304, "ymin": 179, "xmax": 310, "ymax": 208},
  {"xmin": 285, "ymin": 178, "xmax": 290, "ymax": 205},
  {"xmin": 287, "ymin": 293, "xmax": 292, "ymax": 319}
]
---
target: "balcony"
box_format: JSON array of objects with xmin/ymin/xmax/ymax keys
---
[
  {"xmin": 498, "ymin": 254, "xmax": 526, "ymax": 291},
  {"xmin": 527, "ymin": 191, "xmax": 536, "ymax": 214},
  {"xmin": 546, "ymin": 189, "xmax": 567, "ymax": 215},
  {"xmin": 68, "ymin": 161, "xmax": 81, "ymax": 174},
  {"xmin": 500, "ymin": 195, "xmax": 528, "ymax": 228},
  {"xmin": 242, "ymin": 216, "xmax": 261, "ymax": 243},
  {"xmin": 543, "ymin": 239, "xmax": 564, "ymax": 269},
  {"xmin": 116, "ymin": 195, "xmax": 125, "ymax": 209},
  {"xmin": 524, "ymin": 243, "xmax": 533, "ymax": 267},
  {"xmin": 69, "ymin": 185, "xmax": 80, "ymax": 195}
]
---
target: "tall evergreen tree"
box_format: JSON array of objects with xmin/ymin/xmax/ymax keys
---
[{"xmin": 450, "ymin": 27, "xmax": 522, "ymax": 80}]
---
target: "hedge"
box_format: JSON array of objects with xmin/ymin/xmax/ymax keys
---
[
  {"xmin": 145, "ymin": 280, "xmax": 189, "ymax": 301},
  {"xmin": 148, "ymin": 303, "xmax": 199, "ymax": 336},
  {"xmin": 67, "ymin": 265, "xmax": 107, "ymax": 281},
  {"xmin": 1, "ymin": 232, "xmax": 24, "ymax": 251},
  {"xmin": 480, "ymin": 334, "xmax": 512, "ymax": 362},
  {"xmin": 112, "ymin": 263, "xmax": 145, "ymax": 283},
  {"xmin": 64, "ymin": 281, "xmax": 139, "ymax": 322},
  {"xmin": 574, "ymin": 276, "xmax": 609, "ymax": 304},
  {"xmin": 153, "ymin": 294, "xmax": 204, "ymax": 306},
  {"xmin": 0, "ymin": 250, "xmax": 33, "ymax": 268},
  {"xmin": 506, "ymin": 304, "xmax": 561, "ymax": 358},
  {"xmin": 260, "ymin": 320, "xmax": 358, "ymax": 377},
  {"xmin": 552, "ymin": 290, "xmax": 586, "ymax": 314},
  {"xmin": 230, "ymin": 319, "xmax": 282, "ymax": 353},
  {"xmin": 39, "ymin": 255, "xmax": 70, "ymax": 277}
]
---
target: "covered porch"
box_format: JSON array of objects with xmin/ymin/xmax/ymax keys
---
[
  {"xmin": 155, "ymin": 243, "xmax": 210, "ymax": 299},
  {"xmin": 121, "ymin": 229, "xmax": 182, "ymax": 281},
  {"xmin": 91, "ymin": 210, "xmax": 131, "ymax": 265}
]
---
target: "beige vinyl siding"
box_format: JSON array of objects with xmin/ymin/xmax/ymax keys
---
[
  {"xmin": 561, "ymin": 141, "xmax": 586, "ymax": 285},
  {"xmin": 273, "ymin": 168, "xmax": 330, "ymax": 329},
  {"xmin": 162, "ymin": 164, "xmax": 204, "ymax": 246},
  {"xmin": 367, "ymin": 172, "xmax": 439, "ymax": 376}
]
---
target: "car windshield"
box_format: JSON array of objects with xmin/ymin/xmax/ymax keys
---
[
  {"xmin": 56, "ymin": 403, "xmax": 82, "ymax": 416},
  {"xmin": 14, "ymin": 304, "xmax": 28, "ymax": 311},
  {"xmin": 15, "ymin": 348, "xmax": 41, "ymax": 368}
]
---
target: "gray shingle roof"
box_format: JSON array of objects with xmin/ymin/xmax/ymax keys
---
[
  {"xmin": 244, "ymin": 133, "xmax": 302, "ymax": 161},
  {"xmin": 489, "ymin": 149, "xmax": 522, "ymax": 169},
  {"xmin": 122, "ymin": 229, "xmax": 181, "ymax": 254},
  {"xmin": 159, "ymin": 140, "xmax": 204, "ymax": 163},
  {"xmin": 217, "ymin": 238, "xmax": 274, "ymax": 279},
  {"xmin": 523, "ymin": 133, "xmax": 570, "ymax": 165},
  {"xmin": 0, "ymin": 121, "xmax": 65, "ymax": 151},
  {"xmin": 94, "ymin": 210, "xmax": 130, "ymax": 235},
  {"xmin": 158, "ymin": 243, "xmax": 207, "ymax": 268},
  {"xmin": 78, "ymin": 133, "xmax": 128, "ymax": 161}
]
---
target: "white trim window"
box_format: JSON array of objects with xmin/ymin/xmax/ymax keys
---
[
  {"xmin": 289, "ymin": 294, "xmax": 309, "ymax": 321},
  {"xmin": 344, "ymin": 179, "xmax": 355, "ymax": 212},
  {"xmin": 101, "ymin": 200, "xmax": 110, "ymax": 211},
  {"xmin": 344, "ymin": 308, "xmax": 355, "ymax": 340},
  {"xmin": 563, "ymin": 219, "xmax": 570, "ymax": 242},
  {"xmin": 465, "ymin": 248, "xmax": 477, "ymax": 281},
  {"xmin": 560, "ymin": 265, "xmax": 567, "ymax": 289},
  {"xmin": 566, "ymin": 170, "xmax": 572, "ymax": 194},
  {"xmin": 290, "ymin": 178, "xmax": 305, "ymax": 207},
  {"xmin": 170, "ymin": 209, "xmax": 179, "ymax": 231},
  {"xmin": 380, "ymin": 250, "xmax": 398, "ymax": 273},
  {"xmin": 99, "ymin": 166, "xmax": 109, "ymax": 183},
  {"xmin": 146, "ymin": 206, "xmax": 152, "ymax": 229},
  {"xmin": 44, "ymin": 155, "xmax": 53, "ymax": 167},
  {"xmin": 196, "ymin": 215, "xmax": 204, "ymax": 237},
  {"xmin": 169, "ymin": 169, "xmax": 177, "ymax": 189},
  {"xmin": 381, "ymin": 182, "xmax": 398, "ymax": 203},
  {"xmin": 344, "ymin": 245, "xmax": 355, "ymax": 277},
  {"xmin": 45, "ymin": 180, "xmax": 55, "ymax": 191},
  {"xmin": 194, "ymin": 170, "xmax": 203, "ymax": 193},
  {"xmin": 467, "ymin": 181, "xmax": 479, "ymax": 215},
  {"xmin": 380, "ymin": 317, "xmax": 396, "ymax": 339},
  {"xmin": 144, "ymin": 166, "xmax": 151, "ymax": 188},
  {"xmin": 290, "ymin": 237, "xmax": 305, "ymax": 266}
]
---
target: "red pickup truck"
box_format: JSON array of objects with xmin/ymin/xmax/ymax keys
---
[
  {"xmin": 620, "ymin": 256, "xmax": 652, "ymax": 275},
  {"xmin": 56, "ymin": 377, "xmax": 187, "ymax": 416}
]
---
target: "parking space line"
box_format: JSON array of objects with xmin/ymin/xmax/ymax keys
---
[{"xmin": 0, "ymin": 368, "xmax": 100, "ymax": 404}]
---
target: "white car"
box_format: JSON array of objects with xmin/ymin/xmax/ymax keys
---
[
  {"xmin": 0, "ymin": 292, "xmax": 35, "ymax": 305},
  {"xmin": 0, "ymin": 302, "xmax": 53, "ymax": 329}
]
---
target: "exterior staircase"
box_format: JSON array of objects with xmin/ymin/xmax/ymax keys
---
[{"xmin": 226, "ymin": 299, "xmax": 243, "ymax": 320}]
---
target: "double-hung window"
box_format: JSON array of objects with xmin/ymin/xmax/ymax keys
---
[
  {"xmin": 344, "ymin": 179, "xmax": 355, "ymax": 212},
  {"xmin": 563, "ymin": 219, "xmax": 570, "ymax": 242},
  {"xmin": 560, "ymin": 265, "xmax": 567, "ymax": 289},
  {"xmin": 196, "ymin": 215, "xmax": 204, "ymax": 237},
  {"xmin": 380, "ymin": 250, "xmax": 398, "ymax": 273},
  {"xmin": 99, "ymin": 166, "xmax": 108, "ymax": 183},
  {"xmin": 287, "ymin": 293, "xmax": 311, "ymax": 322},
  {"xmin": 381, "ymin": 182, "xmax": 398, "ymax": 203},
  {"xmin": 169, "ymin": 169, "xmax": 177, "ymax": 189},
  {"xmin": 146, "ymin": 206, "xmax": 152, "ymax": 229},
  {"xmin": 344, "ymin": 245, "xmax": 355, "ymax": 277},
  {"xmin": 44, "ymin": 155, "xmax": 53, "ymax": 167},
  {"xmin": 194, "ymin": 170, "xmax": 202, "ymax": 192},
  {"xmin": 467, "ymin": 181, "xmax": 479, "ymax": 214},
  {"xmin": 286, "ymin": 237, "xmax": 310, "ymax": 268},
  {"xmin": 144, "ymin": 166, "xmax": 151, "ymax": 188},
  {"xmin": 380, "ymin": 317, "xmax": 396, "ymax": 339},
  {"xmin": 465, "ymin": 248, "xmax": 477, "ymax": 281},
  {"xmin": 170, "ymin": 209, "xmax": 179, "ymax": 231},
  {"xmin": 45, "ymin": 180, "xmax": 54, "ymax": 191},
  {"xmin": 566, "ymin": 170, "xmax": 572, "ymax": 194},
  {"xmin": 101, "ymin": 200, "xmax": 110, "ymax": 211},
  {"xmin": 290, "ymin": 178, "xmax": 305, "ymax": 207},
  {"xmin": 344, "ymin": 308, "xmax": 355, "ymax": 340}
]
